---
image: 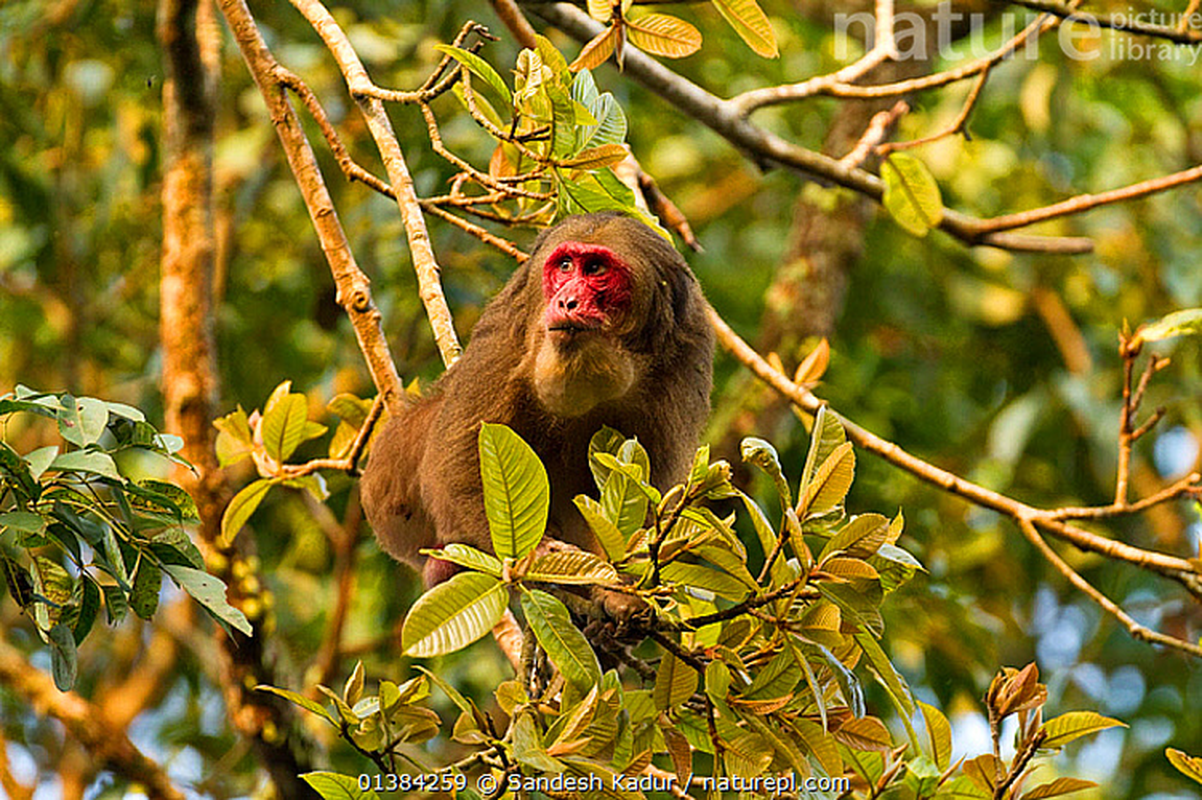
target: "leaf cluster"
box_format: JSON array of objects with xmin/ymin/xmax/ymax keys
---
[
  {"xmin": 0, "ymin": 386, "xmax": 250, "ymax": 690},
  {"xmin": 261, "ymin": 413, "xmax": 1129, "ymax": 799}
]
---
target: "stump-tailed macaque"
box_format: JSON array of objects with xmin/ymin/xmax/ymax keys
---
[{"xmin": 361, "ymin": 212, "xmax": 714, "ymax": 594}]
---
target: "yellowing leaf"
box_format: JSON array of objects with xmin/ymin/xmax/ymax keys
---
[
  {"xmin": 1040, "ymin": 711, "xmax": 1126, "ymax": 749},
  {"xmin": 711, "ymin": 0, "xmax": 778, "ymax": 57},
  {"xmin": 560, "ymin": 143, "xmax": 629, "ymax": 170},
  {"xmin": 1135, "ymin": 307, "xmax": 1202, "ymax": 346},
  {"xmin": 795, "ymin": 338, "xmax": 830, "ymax": 384},
  {"xmin": 919, "ymin": 700, "xmax": 952, "ymax": 771},
  {"xmin": 1166, "ymin": 748, "xmax": 1202, "ymax": 785},
  {"xmin": 570, "ymin": 25, "xmax": 619, "ymax": 72},
  {"xmin": 587, "ymin": 0, "xmax": 613, "ymax": 22},
  {"xmin": 833, "ymin": 716, "xmax": 893, "ymax": 752},
  {"xmin": 821, "ymin": 556, "xmax": 880, "ymax": 580},
  {"xmin": 526, "ymin": 549, "xmax": 620, "ymax": 585},
  {"xmin": 963, "ymin": 753, "xmax": 1004, "ymax": 794},
  {"xmin": 401, "ymin": 572, "xmax": 507, "ymax": 657},
  {"xmin": 653, "ymin": 651, "xmax": 699, "ymax": 709},
  {"xmin": 881, "ymin": 152, "xmax": 944, "ymax": 237},
  {"xmin": 798, "ymin": 440, "xmax": 855, "ymax": 518},
  {"xmin": 625, "ymin": 13, "xmax": 702, "ymax": 59},
  {"xmin": 1021, "ymin": 777, "xmax": 1098, "ymax": 799}
]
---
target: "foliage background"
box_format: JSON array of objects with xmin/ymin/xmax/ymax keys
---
[{"xmin": 1, "ymin": 0, "xmax": 1200, "ymax": 797}]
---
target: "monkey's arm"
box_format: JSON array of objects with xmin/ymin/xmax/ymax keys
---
[{"xmin": 360, "ymin": 399, "xmax": 441, "ymax": 569}]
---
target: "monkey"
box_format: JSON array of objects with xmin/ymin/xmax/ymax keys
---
[{"xmin": 360, "ymin": 212, "xmax": 714, "ymax": 601}]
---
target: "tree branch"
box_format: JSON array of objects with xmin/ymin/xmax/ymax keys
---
[
  {"xmin": 705, "ymin": 305, "xmax": 1202, "ymax": 602},
  {"xmin": 0, "ymin": 640, "xmax": 186, "ymax": 800},
  {"xmin": 286, "ymin": 0, "xmax": 462, "ymax": 368},
  {"xmin": 1007, "ymin": 0, "xmax": 1202, "ymax": 44},
  {"xmin": 531, "ymin": 2, "xmax": 1094, "ymax": 254}
]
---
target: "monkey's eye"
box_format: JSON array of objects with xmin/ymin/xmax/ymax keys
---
[
  {"xmin": 558, "ymin": 257, "xmax": 572, "ymax": 272},
  {"xmin": 581, "ymin": 258, "xmax": 607, "ymax": 277}
]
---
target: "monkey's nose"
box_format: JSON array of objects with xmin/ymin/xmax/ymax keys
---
[{"xmin": 560, "ymin": 297, "xmax": 578, "ymax": 311}]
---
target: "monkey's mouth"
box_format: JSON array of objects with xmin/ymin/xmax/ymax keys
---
[{"xmin": 547, "ymin": 319, "xmax": 602, "ymax": 335}]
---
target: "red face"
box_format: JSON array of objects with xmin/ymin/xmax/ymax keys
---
[{"xmin": 541, "ymin": 242, "xmax": 633, "ymax": 334}]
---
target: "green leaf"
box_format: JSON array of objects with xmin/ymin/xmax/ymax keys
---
[
  {"xmin": 73, "ymin": 578, "xmax": 100, "ymax": 645},
  {"xmin": 57, "ymin": 396, "xmax": 109, "ymax": 447},
  {"xmin": 1039, "ymin": 711, "xmax": 1126, "ymax": 749},
  {"xmin": 711, "ymin": 0, "xmax": 779, "ymax": 57},
  {"xmin": 415, "ymin": 665, "xmax": 473, "ymax": 714},
  {"xmin": 220, "ymin": 478, "xmax": 277, "ymax": 548},
  {"xmin": 799, "ymin": 406, "xmax": 845, "ymax": 495},
  {"xmin": 513, "ymin": 711, "xmax": 566, "ymax": 772},
  {"xmin": 301, "ymin": 772, "xmax": 380, "ymax": 800},
  {"xmin": 881, "ymin": 152, "xmax": 944, "ymax": 237},
  {"xmin": 521, "ymin": 589, "xmax": 602, "ymax": 691},
  {"xmin": 48, "ymin": 450, "xmax": 121, "ymax": 481},
  {"xmin": 587, "ymin": 426, "xmax": 627, "ymax": 488},
  {"xmin": 163, "ymin": 563, "xmax": 252, "ymax": 636},
  {"xmin": 401, "ymin": 571, "xmax": 507, "ymax": 657},
  {"xmin": 0, "ymin": 511, "xmax": 47, "ymax": 536},
  {"xmin": 257, "ymin": 685, "xmax": 339, "ymax": 726},
  {"xmin": 742, "ymin": 649, "xmax": 800, "ymax": 700},
  {"xmin": 478, "ymin": 423, "xmax": 550, "ymax": 560},
  {"xmin": 661, "ymin": 562, "xmax": 750, "ymax": 601},
  {"xmin": 741, "ymin": 436, "xmax": 791, "ymax": 507},
  {"xmin": 854, "ymin": 631, "xmax": 916, "ymax": 717},
  {"xmin": 601, "ymin": 464, "xmax": 649, "ymax": 538},
  {"xmin": 578, "ymin": 93, "xmax": 627, "ymax": 150},
  {"xmin": 261, "ymin": 393, "xmax": 308, "ymax": 462},
  {"xmin": 49, "ymin": 623, "xmax": 78, "ymax": 691},
  {"xmin": 1166, "ymin": 748, "xmax": 1202, "ymax": 785},
  {"xmin": 547, "ymin": 82, "xmax": 578, "ymax": 159},
  {"xmin": 573, "ymin": 495, "xmax": 626, "ymax": 561},
  {"xmin": 129, "ymin": 556, "xmax": 161, "ymax": 620},
  {"xmin": 723, "ymin": 730, "xmax": 774, "ymax": 778},
  {"xmin": 1136, "ymin": 308, "xmax": 1202, "ymax": 344},
  {"xmin": 425, "ymin": 543, "xmax": 503, "ymax": 577},
  {"xmin": 705, "ymin": 660, "xmax": 732, "ymax": 703},
  {"xmin": 26, "ymin": 446, "xmax": 58, "ymax": 481},
  {"xmin": 653, "ymin": 651, "xmax": 698, "ymax": 710},
  {"xmin": 435, "ymin": 44, "xmax": 512, "ymax": 105},
  {"xmin": 149, "ymin": 528, "xmax": 205, "ymax": 570},
  {"xmin": 102, "ymin": 583, "xmax": 128, "ymax": 623}
]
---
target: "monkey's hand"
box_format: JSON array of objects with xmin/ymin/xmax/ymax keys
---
[{"xmin": 589, "ymin": 585, "xmax": 650, "ymax": 629}]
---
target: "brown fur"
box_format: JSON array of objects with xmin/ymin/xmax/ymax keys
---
[{"xmin": 360, "ymin": 213, "xmax": 714, "ymax": 587}]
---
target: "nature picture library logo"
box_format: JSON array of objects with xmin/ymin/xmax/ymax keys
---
[{"xmin": 833, "ymin": 2, "xmax": 1202, "ymax": 66}]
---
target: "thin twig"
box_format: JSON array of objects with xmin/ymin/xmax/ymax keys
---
[
  {"xmin": 1009, "ymin": 0, "xmax": 1202, "ymax": 44},
  {"xmin": 842, "ymin": 101, "xmax": 909, "ymax": 167},
  {"xmin": 1049, "ymin": 472, "xmax": 1202, "ymax": 521},
  {"xmin": 422, "ymin": 203, "xmax": 531, "ymax": 260},
  {"xmin": 1016, "ymin": 517, "xmax": 1202, "ymax": 657},
  {"xmin": 288, "ymin": 0, "xmax": 462, "ymax": 366},
  {"xmin": 535, "ymin": 2, "xmax": 1093, "ymax": 254},
  {"xmin": 876, "ymin": 68, "xmax": 987, "ymax": 156},
  {"xmin": 975, "ymin": 164, "xmax": 1202, "ymax": 236},
  {"xmin": 705, "ymin": 305, "xmax": 1202, "ymax": 597}
]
